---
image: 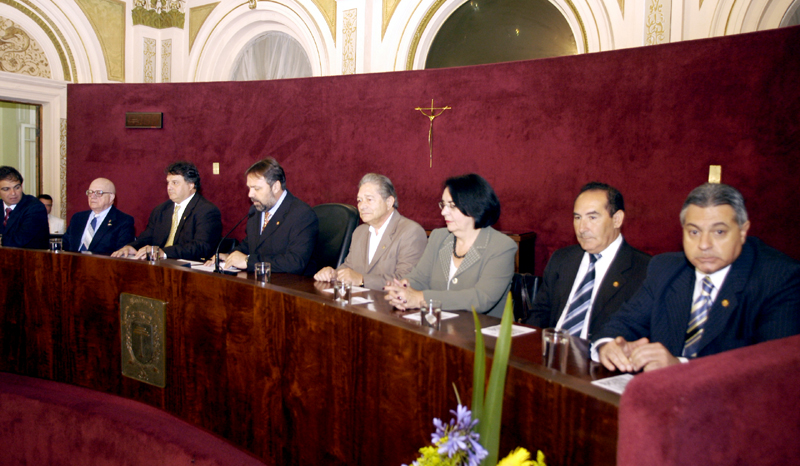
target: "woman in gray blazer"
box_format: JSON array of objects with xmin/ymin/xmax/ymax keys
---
[{"xmin": 384, "ymin": 174, "xmax": 516, "ymax": 316}]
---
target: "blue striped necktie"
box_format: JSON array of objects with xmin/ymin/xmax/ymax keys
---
[
  {"xmin": 562, "ymin": 253, "xmax": 600, "ymax": 336},
  {"xmin": 683, "ymin": 275, "xmax": 714, "ymax": 358},
  {"xmin": 79, "ymin": 217, "xmax": 97, "ymax": 252}
]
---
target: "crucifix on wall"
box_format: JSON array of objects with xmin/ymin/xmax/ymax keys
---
[{"xmin": 415, "ymin": 99, "xmax": 451, "ymax": 168}]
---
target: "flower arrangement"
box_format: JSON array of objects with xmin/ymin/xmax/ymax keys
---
[{"xmin": 404, "ymin": 294, "xmax": 546, "ymax": 466}]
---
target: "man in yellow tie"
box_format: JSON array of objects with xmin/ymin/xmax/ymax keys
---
[{"xmin": 112, "ymin": 161, "xmax": 222, "ymax": 261}]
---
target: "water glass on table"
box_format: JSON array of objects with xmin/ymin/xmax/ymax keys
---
[
  {"xmin": 420, "ymin": 299, "xmax": 442, "ymax": 330},
  {"xmin": 333, "ymin": 280, "xmax": 352, "ymax": 303},
  {"xmin": 146, "ymin": 246, "xmax": 160, "ymax": 263},
  {"xmin": 542, "ymin": 328, "xmax": 570, "ymax": 372},
  {"xmin": 255, "ymin": 262, "xmax": 271, "ymax": 285},
  {"xmin": 49, "ymin": 238, "xmax": 62, "ymax": 253}
]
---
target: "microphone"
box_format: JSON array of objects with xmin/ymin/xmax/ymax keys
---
[{"xmin": 215, "ymin": 205, "xmax": 256, "ymax": 273}]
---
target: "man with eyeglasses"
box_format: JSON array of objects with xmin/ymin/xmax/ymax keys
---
[
  {"xmin": 63, "ymin": 178, "xmax": 135, "ymax": 255},
  {"xmin": 0, "ymin": 165, "xmax": 49, "ymax": 249},
  {"xmin": 112, "ymin": 161, "xmax": 222, "ymax": 261}
]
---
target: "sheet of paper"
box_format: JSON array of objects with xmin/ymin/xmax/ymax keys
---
[
  {"xmin": 321, "ymin": 285, "xmax": 369, "ymax": 294},
  {"xmin": 349, "ymin": 296, "xmax": 374, "ymax": 305},
  {"xmin": 591, "ymin": 373, "xmax": 635, "ymax": 395},
  {"xmin": 191, "ymin": 262, "xmax": 242, "ymax": 273},
  {"xmin": 402, "ymin": 311, "xmax": 459, "ymax": 323},
  {"xmin": 480, "ymin": 324, "xmax": 537, "ymax": 338}
]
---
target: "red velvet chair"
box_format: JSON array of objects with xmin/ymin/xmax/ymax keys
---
[
  {"xmin": 617, "ymin": 334, "xmax": 800, "ymax": 466},
  {"xmin": 0, "ymin": 372, "xmax": 268, "ymax": 466}
]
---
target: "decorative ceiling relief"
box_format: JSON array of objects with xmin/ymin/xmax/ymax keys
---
[
  {"xmin": 76, "ymin": 0, "xmax": 125, "ymax": 81},
  {"xmin": 382, "ymin": 0, "xmax": 400, "ymax": 38},
  {"xmin": 132, "ymin": 0, "xmax": 185, "ymax": 29},
  {"xmin": 0, "ymin": 16, "xmax": 51, "ymax": 78}
]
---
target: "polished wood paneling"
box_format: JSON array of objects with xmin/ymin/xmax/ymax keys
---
[{"xmin": 0, "ymin": 249, "xmax": 619, "ymax": 465}]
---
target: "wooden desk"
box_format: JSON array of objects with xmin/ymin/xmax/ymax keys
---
[{"xmin": 0, "ymin": 249, "xmax": 618, "ymax": 465}]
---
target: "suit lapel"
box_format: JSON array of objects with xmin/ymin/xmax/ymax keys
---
[
  {"xmin": 594, "ymin": 241, "xmax": 631, "ymax": 308},
  {"xmin": 664, "ymin": 263, "xmax": 696, "ymax": 354},
  {"xmin": 175, "ymin": 195, "xmax": 201, "ymax": 239},
  {"xmin": 257, "ymin": 192, "xmax": 293, "ymax": 249},
  {"xmin": 366, "ymin": 212, "xmax": 401, "ymax": 272},
  {"xmin": 451, "ymin": 228, "xmax": 491, "ymax": 278},
  {"xmin": 4, "ymin": 196, "xmax": 27, "ymax": 232},
  {"xmin": 696, "ymin": 241, "xmax": 754, "ymax": 355},
  {"xmin": 90, "ymin": 208, "xmax": 115, "ymax": 248}
]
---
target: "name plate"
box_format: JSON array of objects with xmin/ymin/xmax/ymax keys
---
[{"xmin": 120, "ymin": 293, "xmax": 167, "ymax": 387}]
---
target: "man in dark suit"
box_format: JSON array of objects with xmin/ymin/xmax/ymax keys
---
[
  {"xmin": 527, "ymin": 182, "xmax": 650, "ymax": 340},
  {"xmin": 112, "ymin": 161, "xmax": 222, "ymax": 261},
  {"xmin": 215, "ymin": 157, "xmax": 318, "ymax": 274},
  {"xmin": 0, "ymin": 166, "xmax": 49, "ymax": 249},
  {"xmin": 63, "ymin": 178, "xmax": 135, "ymax": 255},
  {"xmin": 594, "ymin": 183, "xmax": 800, "ymax": 372}
]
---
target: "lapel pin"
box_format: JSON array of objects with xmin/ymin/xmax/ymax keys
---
[
  {"xmin": 276, "ymin": 221, "xmax": 280, "ymax": 225},
  {"xmin": 452, "ymin": 278, "xmax": 458, "ymax": 284},
  {"xmin": 613, "ymin": 281, "xmax": 619, "ymax": 288},
  {"xmin": 721, "ymin": 299, "xmax": 730, "ymax": 307}
]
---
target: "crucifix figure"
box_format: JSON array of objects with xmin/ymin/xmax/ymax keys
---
[{"xmin": 415, "ymin": 99, "xmax": 451, "ymax": 168}]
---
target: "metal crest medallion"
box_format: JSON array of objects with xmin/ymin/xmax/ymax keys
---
[{"xmin": 120, "ymin": 293, "xmax": 167, "ymax": 387}]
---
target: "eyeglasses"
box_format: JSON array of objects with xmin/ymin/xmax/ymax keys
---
[
  {"xmin": 86, "ymin": 190, "xmax": 114, "ymax": 197},
  {"xmin": 438, "ymin": 201, "xmax": 457, "ymax": 210}
]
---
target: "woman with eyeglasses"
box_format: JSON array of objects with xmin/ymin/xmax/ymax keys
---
[{"xmin": 384, "ymin": 174, "xmax": 516, "ymax": 316}]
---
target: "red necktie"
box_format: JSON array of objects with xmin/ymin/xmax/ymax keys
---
[{"xmin": 3, "ymin": 207, "xmax": 10, "ymax": 227}]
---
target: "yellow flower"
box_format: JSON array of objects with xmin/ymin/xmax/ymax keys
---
[{"xmin": 497, "ymin": 448, "xmax": 547, "ymax": 466}]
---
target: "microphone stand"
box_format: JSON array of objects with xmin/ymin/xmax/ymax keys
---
[{"xmin": 215, "ymin": 206, "xmax": 255, "ymax": 273}]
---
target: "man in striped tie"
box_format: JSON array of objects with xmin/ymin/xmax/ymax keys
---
[
  {"xmin": 593, "ymin": 183, "xmax": 800, "ymax": 372},
  {"xmin": 63, "ymin": 178, "xmax": 135, "ymax": 255},
  {"xmin": 526, "ymin": 182, "xmax": 650, "ymax": 341}
]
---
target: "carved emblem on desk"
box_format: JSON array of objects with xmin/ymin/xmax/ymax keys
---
[{"xmin": 120, "ymin": 293, "xmax": 167, "ymax": 388}]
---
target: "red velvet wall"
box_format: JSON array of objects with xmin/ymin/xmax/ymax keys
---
[{"xmin": 66, "ymin": 26, "xmax": 800, "ymax": 274}]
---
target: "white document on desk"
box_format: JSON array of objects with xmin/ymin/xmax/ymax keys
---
[
  {"xmin": 481, "ymin": 324, "xmax": 537, "ymax": 338},
  {"xmin": 321, "ymin": 286, "xmax": 370, "ymax": 294},
  {"xmin": 591, "ymin": 373, "xmax": 634, "ymax": 395},
  {"xmin": 402, "ymin": 311, "xmax": 460, "ymax": 323},
  {"xmin": 190, "ymin": 262, "xmax": 242, "ymax": 273}
]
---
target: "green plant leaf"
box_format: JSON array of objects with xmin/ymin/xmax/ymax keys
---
[
  {"xmin": 479, "ymin": 293, "xmax": 514, "ymax": 466},
  {"xmin": 471, "ymin": 307, "xmax": 485, "ymax": 426}
]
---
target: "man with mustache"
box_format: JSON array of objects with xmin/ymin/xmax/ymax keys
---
[
  {"xmin": 217, "ymin": 157, "xmax": 318, "ymax": 274},
  {"xmin": 594, "ymin": 183, "xmax": 800, "ymax": 372},
  {"xmin": 527, "ymin": 182, "xmax": 650, "ymax": 341}
]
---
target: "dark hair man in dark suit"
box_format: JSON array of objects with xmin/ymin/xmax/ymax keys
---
[
  {"xmin": 0, "ymin": 166, "xmax": 49, "ymax": 249},
  {"xmin": 63, "ymin": 178, "xmax": 135, "ymax": 255},
  {"xmin": 112, "ymin": 161, "xmax": 222, "ymax": 261},
  {"xmin": 211, "ymin": 157, "xmax": 318, "ymax": 274},
  {"xmin": 526, "ymin": 182, "xmax": 651, "ymax": 341},
  {"xmin": 594, "ymin": 183, "xmax": 800, "ymax": 372}
]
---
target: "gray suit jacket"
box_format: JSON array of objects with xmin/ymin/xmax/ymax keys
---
[
  {"xmin": 405, "ymin": 227, "xmax": 517, "ymax": 316},
  {"xmin": 338, "ymin": 211, "xmax": 427, "ymax": 290}
]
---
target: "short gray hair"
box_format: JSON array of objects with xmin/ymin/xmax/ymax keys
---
[
  {"xmin": 680, "ymin": 183, "xmax": 748, "ymax": 227},
  {"xmin": 358, "ymin": 173, "xmax": 398, "ymax": 209}
]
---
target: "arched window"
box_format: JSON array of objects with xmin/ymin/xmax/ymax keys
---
[
  {"xmin": 425, "ymin": 0, "xmax": 578, "ymax": 69},
  {"xmin": 231, "ymin": 31, "xmax": 312, "ymax": 81}
]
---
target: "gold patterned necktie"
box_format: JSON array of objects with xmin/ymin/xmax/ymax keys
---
[
  {"xmin": 261, "ymin": 212, "xmax": 272, "ymax": 234},
  {"xmin": 164, "ymin": 204, "xmax": 179, "ymax": 247}
]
